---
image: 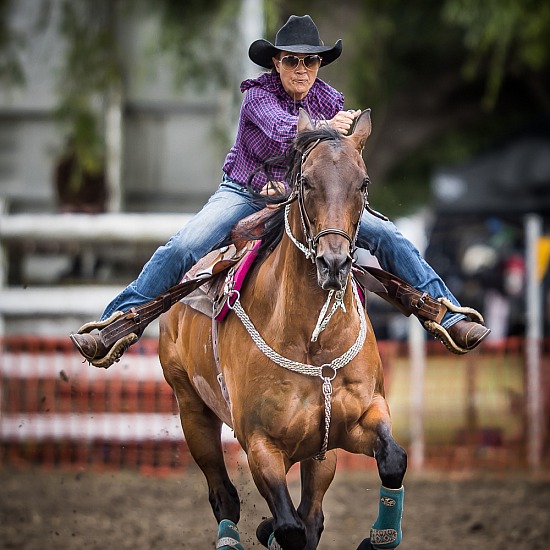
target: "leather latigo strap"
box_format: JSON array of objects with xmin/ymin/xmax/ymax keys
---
[{"xmin": 353, "ymin": 264, "xmax": 447, "ymax": 324}]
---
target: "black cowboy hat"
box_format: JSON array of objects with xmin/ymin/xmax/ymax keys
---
[{"xmin": 249, "ymin": 15, "xmax": 342, "ymax": 69}]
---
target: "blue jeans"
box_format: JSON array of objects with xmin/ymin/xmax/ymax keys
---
[
  {"xmin": 102, "ymin": 177, "xmax": 463, "ymax": 328},
  {"xmin": 102, "ymin": 178, "xmax": 262, "ymax": 319},
  {"xmin": 357, "ymin": 214, "xmax": 464, "ymax": 329}
]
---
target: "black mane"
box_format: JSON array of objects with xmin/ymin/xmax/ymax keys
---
[{"xmin": 239, "ymin": 125, "xmax": 343, "ymax": 260}]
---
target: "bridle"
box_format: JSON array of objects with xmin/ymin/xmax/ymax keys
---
[{"xmin": 285, "ymin": 137, "xmax": 369, "ymax": 263}]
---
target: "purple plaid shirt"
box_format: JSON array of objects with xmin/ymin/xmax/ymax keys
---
[{"xmin": 222, "ymin": 72, "xmax": 344, "ymax": 191}]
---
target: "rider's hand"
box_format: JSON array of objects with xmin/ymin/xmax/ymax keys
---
[
  {"xmin": 260, "ymin": 181, "xmax": 286, "ymax": 197},
  {"xmin": 325, "ymin": 110, "xmax": 361, "ymax": 135},
  {"xmin": 260, "ymin": 181, "xmax": 287, "ymax": 209}
]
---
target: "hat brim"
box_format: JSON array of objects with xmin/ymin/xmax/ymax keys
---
[{"xmin": 249, "ymin": 39, "xmax": 342, "ymax": 69}]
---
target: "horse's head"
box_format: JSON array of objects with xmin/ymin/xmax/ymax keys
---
[{"xmin": 292, "ymin": 109, "xmax": 372, "ymax": 291}]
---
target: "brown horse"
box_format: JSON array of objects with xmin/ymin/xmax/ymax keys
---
[{"xmin": 159, "ymin": 109, "xmax": 407, "ymax": 550}]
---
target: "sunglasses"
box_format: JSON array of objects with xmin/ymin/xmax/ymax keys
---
[{"xmin": 277, "ymin": 54, "xmax": 322, "ymax": 71}]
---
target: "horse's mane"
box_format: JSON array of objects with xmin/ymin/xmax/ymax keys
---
[{"xmin": 240, "ymin": 125, "xmax": 343, "ymax": 260}]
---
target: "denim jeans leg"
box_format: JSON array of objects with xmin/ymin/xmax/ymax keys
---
[
  {"xmin": 357, "ymin": 212, "xmax": 465, "ymax": 328},
  {"xmin": 101, "ymin": 179, "xmax": 263, "ymax": 320}
]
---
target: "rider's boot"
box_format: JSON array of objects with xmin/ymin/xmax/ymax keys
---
[
  {"xmin": 422, "ymin": 297, "xmax": 491, "ymax": 354},
  {"xmin": 70, "ymin": 311, "xmax": 140, "ymax": 369},
  {"xmin": 353, "ymin": 266, "xmax": 490, "ymax": 355},
  {"xmin": 446, "ymin": 319, "xmax": 491, "ymax": 351}
]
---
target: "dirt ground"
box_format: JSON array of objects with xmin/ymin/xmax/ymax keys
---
[{"xmin": 1, "ymin": 465, "xmax": 549, "ymax": 550}]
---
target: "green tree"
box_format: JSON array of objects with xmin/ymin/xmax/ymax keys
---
[
  {"xmin": 443, "ymin": 0, "xmax": 550, "ymax": 110},
  {"xmin": 3, "ymin": 1, "xmax": 549, "ymax": 216}
]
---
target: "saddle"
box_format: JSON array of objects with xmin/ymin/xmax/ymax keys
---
[
  {"xmin": 181, "ymin": 240, "xmax": 447, "ymax": 327},
  {"xmin": 180, "ymin": 239, "xmax": 262, "ymax": 321}
]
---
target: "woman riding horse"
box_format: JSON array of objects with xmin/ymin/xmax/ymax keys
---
[
  {"xmin": 161, "ymin": 108, "xmax": 407, "ymax": 550},
  {"xmin": 70, "ymin": 15, "xmax": 489, "ymax": 365}
]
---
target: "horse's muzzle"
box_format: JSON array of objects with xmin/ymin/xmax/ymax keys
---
[{"xmin": 315, "ymin": 251, "xmax": 352, "ymax": 290}]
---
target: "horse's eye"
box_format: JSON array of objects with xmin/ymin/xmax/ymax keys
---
[{"xmin": 301, "ymin": 175, "xmax": 312, "ymax": 189}]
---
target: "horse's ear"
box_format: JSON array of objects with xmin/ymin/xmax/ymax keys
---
[
  {"xmin": 350, "ymin": 109, "xmax": 372, "ymax": 151},
  {"xmin": 297, "ymin": 108, "xmax": 315, "ymax": 133}
]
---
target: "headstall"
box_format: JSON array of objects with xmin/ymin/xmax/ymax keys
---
[{"xmin": 289, "ymin": 137, "xmax": 368, "ymax": 263}]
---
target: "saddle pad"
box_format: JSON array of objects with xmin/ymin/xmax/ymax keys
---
[
  {"xmin": 180, "ymin": 240, "xmax": 262, "ymax": 321},
  {"xmin": 180, "ymin": 287, "xmax": 215, "ymax": 318},
  {"xmin": 214, "ymin": 239, "xmax": 262, "ymax": 322}
]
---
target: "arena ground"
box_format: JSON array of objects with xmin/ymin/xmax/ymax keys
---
[{"xmin": 1, "ymin": 465, "xmax": 549, "ymax": 549}]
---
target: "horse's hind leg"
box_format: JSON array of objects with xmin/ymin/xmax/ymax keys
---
[{"xmin": 168, "ymin": 369, "xmax": 241, "ymax": 536}]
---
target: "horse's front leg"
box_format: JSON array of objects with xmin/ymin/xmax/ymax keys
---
[
  {"xmin": 247, "ymin": 435, "xmax": 307, "ymax": 550},
  {"xmin": 257, "ymin": 450, "xmax": 337, "ymax": 549},
  {"xmin": 358, "ymin": 394, "xmax": 407, "ymax": 550},
  {"xmin": 161, "ymin": 359, "xmax": 242, "ymax": 549},
  {"xmin": 297, "ymin": 451, "xmax": 337, "ymax": 549}
]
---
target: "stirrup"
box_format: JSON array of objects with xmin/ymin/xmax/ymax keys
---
[
  {"xmin": 424, "ymin": 321, "xmax": 468, "ymax": 355},
  {"xmin": 75, "ymin": 311, "xmax": 137, "ymax": 369},
  {"xmin": 438, "ymin": 297, "xmax": 484, "ymax": 324},
  {"xmin": 76, "ymin": 310, "xmax": 126, "ymax": 334},
  {"xmin": 424, "ymin": 298, "xmax": 485, "ymax": 355},
  {"xmin": 89, "ymin": 333, "xmax": 139, "ymax": 369}
]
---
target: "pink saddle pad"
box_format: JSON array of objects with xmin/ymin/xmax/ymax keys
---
[{"xmin": 214, "ymin": 240, "xmax": 262, "ymax": 322}]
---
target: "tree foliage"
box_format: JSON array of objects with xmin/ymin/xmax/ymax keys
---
[
  {"xmin": 0, "ymin": 0, "xmax": 25, "ymax": 86},
  {"xmin": 341, "ymin": 0, "xmax": 550, "ymax": 215},
  {"xmin": 443, "ymin": 0, "xmax": 550, "ymax": 110},
  {"xmin": 142, "ymin": 0, "xmax": 241, "ymax": 89},
  {"xmin": 0, "ymin": 0, "xmax": 242, "ymax": 180},
  {"xmin": 54, "ymin": 0, "xmax": 123, "ymax": 175}
]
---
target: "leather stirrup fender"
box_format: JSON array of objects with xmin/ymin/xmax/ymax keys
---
[
  {"xmin": 353, "ymin": 264, "xmax": 447, "ymax": 324},
  {"xmin": 76, "ymin": 241, "xmax": 256, "ymax": 355}
]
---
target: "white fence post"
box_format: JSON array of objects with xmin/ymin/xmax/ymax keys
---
[
  {"xmin": 408, "ymin": 317, "xmax": 426, "ymax": 470},
  {"xmin": 0, "ymin": 198, "xmax": 7, "ymax": 338},
  {"xmin": 525, "ymin": 213, "xmax": 543, "ymax": 471}
]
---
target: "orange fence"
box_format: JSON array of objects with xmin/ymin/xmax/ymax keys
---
[{"xmin": 1, "ymin": 336, "xmax": 549, "ymax": 474}]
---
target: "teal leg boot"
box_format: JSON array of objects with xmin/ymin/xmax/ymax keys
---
[
  {"xmin": 217, "ymin": 519, "xmax": 245, "ymax": 550},
  {"xmin": 267, "ymin": 532, "xmax": 283, "ymax": 549},
  {"xmin": 370, "ymin": 485, "xmax": 404, "ymax": 549}
]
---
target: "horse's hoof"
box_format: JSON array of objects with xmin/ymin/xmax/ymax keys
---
[
  {"xmin": 357, "ymin": 539, "xmax": 374, "ymax": 550},
  {"xmin": 256, "ymin": 517, "xmax": 274, "ymax": 547},
  {"xmin": 273, "ymin": 524, "xmax": 307, "ymax": 549}
]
